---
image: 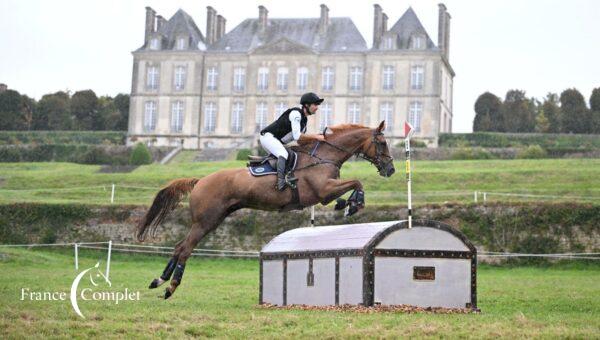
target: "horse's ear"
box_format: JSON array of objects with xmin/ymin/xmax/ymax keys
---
[{"xmin": 376, "ymin": 120, "xmax": 386, "ymax": 132}]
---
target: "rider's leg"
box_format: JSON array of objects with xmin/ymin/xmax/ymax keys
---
[{"xmin": 259, "ymin": 133, "xmax": 289, "ymax": 191}]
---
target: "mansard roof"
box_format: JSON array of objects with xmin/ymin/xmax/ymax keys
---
[
  {"xmin": 137, "ymin": 9, "xmax": 206, "ymax": 51},
  {"xmin": 209, "ymin": 17, "xmax": 367, "ymax": 53},
  {"xmin": 388, "ymin": 7, "xmax": 437, "ymax": 50}
]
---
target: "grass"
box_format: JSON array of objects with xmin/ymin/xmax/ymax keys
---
[
  {"xmin": 0, "ymin": 248, "xmax": 598, "ymax": 338},
  {"xmin": 0, "ymin": 159, "xmax": 599, "ymax": 205}
]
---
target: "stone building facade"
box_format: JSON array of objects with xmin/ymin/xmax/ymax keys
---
[{"xmin": 128, "ymin": 4, "xmax": 454, "ymax": 149}]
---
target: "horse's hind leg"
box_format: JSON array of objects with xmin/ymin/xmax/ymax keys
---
[
  {"xmin": 148, "ymin": 239, "xmax": 185, "ymax": 289},
  {"xmin": 164, "ymin": 221, "xmax": 215, "ymax": 299}
]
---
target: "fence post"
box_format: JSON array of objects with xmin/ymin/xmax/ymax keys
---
[
  {"xmin": 74, "ymin": 243, "xmax": 79, "ymax": 271},
  {"xmin": 110, "ymin": 184, "xmax": 115, "ymax": 204},
  {"xmin": 474, "ymin": 191, "xmax": 478, "ymax": 203},
  {"xmin": 483, "ymin": 192, "xmax": 487, "ymax": 203},
  {"xmin": 310, "ymin": 206, "xmax": 315, "ymax": 227},
  {"xmin": 106, "ymin": 240, "xmax": 112, "ymax": 281}
]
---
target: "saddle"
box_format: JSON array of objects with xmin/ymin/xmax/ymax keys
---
[{"xmin": 247, "ymin": 149, "xmax": 298, "ymax": 176}]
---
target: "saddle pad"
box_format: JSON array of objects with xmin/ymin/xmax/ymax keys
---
[{"xmin": 248, "ymin": 151, "xmax": 297, "ymax": 177}]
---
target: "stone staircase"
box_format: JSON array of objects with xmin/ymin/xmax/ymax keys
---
[{"xmin": 194, "ymin": 148, "xmax": 237, "ymax": 161}]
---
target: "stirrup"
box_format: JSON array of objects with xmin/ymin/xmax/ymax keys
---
[{"xmin": 285, "ymin": 173, "xmax": 297, "ymax": 189}]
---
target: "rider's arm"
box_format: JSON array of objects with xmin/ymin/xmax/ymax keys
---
[{"xmin": 289, "ymin": 111, "xmax": 302, "ymax": 141}]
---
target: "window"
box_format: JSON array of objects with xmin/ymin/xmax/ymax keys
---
[
  {"xmin": 277, "ymin": 67, "xmax": 289, "ymax": 91},
  {"xmin": 319, "ymin": 103, "xmax": 332, "ymax": 131},
  {"xmin": 412, "ymin": 36, "xmax": 423, "ymax": 49},
  {"xmin": 231, "ymin": 102, "xmax": 244, "ymax": 134},
  {"xmin": 176, "ymin": 37, "xmax": 187, "ymax": 50},
  {"xmin": 349, "ymin": 67, "xmax": 362, "ymax": 91},
  {"xmin": 274, "ymin": 102, "xmax": 286, "ymax": 120},
  {"xmin": 233, "ymin": 67, "xmax": 246, "ymax": 91},
  {"xmin": 297, "ymin": 67, "xmax": 308, "ymax": 90},
  {"xmin": 256, "ymin": 102, "xmax": 268, "ymax": 131},
  {"xmin": 204, "ymin": 102, "xmax": 216, "ymax": 133},
  {"xmin": 171, "ymin": 101, "xmax": 184, "ymax": 132},
  {"xmin": 143, "ymin": 101, "xmax": 157, "ymax": 132},
  {"xmin": 150, "ymin": 38, "xmax": 159, "ymax": 50},
  {"xmin": 382, "ymin": 65, "xmax": 394, "ymax": 90},
  {"xmin": 147, "ymin": 66, "xmax": 159, "ymax": 90},
  {"xmin": 411, "ymin": 65, "xmax": 424, "ymax": 90},
  {"xmin": 174, "ymin": 66, "xmax": 186, "ymax": 91},
  {"xmin": 206, "ymin": 67, "xmax": 218, "ymax": 91},
  {"xmin": 383, "ymin": 36, "xmax": 394, "ymax": 50},
  {"xmin": 409, "ymin": 101, "xmax": 422, "ymax": 132},
  {"xmin": 347, "ymin": 102, "xmax": 361, "ymax": 124},
  {"xmin": 322, "ymin": 66, "xmax": 334, "ymax": 91},
  {"xmin": 379, "ymin": 102, "xmax": 393, "ymax": 133},
  {"xmin": 257, "ymin": 67, "xmax": 269, "ymax": 91}
]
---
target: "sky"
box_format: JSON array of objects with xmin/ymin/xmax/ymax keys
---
[{"xmin": 1, "ymin": 0, "xmax": 599, "ymax": 132}]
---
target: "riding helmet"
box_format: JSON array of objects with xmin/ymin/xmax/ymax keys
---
[{"xmin": 300, "ymin": 92, "xmax": 324, "ymax": 105}]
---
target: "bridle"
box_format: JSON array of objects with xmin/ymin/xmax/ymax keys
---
[{"xmin": 295, "ymin": 129, "xmax": 393, "ymax": 173}]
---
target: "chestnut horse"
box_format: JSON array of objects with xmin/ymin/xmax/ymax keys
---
[{"xmin": 136, "ymin": 121, "xmax": 395, "ymax": 299}]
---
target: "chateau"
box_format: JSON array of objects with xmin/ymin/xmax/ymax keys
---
[{"xmin": 127, "ymin": 4, "xmax": 454, "ymax": 149}]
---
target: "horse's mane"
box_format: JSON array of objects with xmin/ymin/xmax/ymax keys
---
[{"xmin": 295, "ymin": 124, "xmax": 371, "ymax": 148}]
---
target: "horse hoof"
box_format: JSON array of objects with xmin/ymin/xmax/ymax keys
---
[
  {"xmin": 334, "ymin": 198, "xmax": 347, "ymax": 210},
  {"xmin": 164, "ymin": 289, "xmax": 172, "ymax": 299},
  {"xmin": 149, "ymin": 278, "xmax": 162, "ymax": 289}
]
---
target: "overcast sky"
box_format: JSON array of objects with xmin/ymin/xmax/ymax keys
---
[{"xmin": 1, "ymin": 0, "xmax": 599, "ymax": 132}]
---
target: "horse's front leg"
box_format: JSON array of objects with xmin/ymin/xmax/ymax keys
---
[{"xmin": 318, "ymin": 178, "xmax": 364, "ymax": 208}]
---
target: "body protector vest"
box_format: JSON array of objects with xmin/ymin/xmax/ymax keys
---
[{"xmin": 260, "ymin": 107, "xmax": 307, "ymax": 143}]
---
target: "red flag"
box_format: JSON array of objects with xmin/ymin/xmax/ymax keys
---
[{"xmin": 404, "ymin": 122, "xmax": 414, "ymax": 138}]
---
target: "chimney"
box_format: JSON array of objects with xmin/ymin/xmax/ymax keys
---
[
  {"xmin": 216, "ymin": 15, "xmax": 226, "ymax": 41},
  {"xmin": 144, "ymin": 7, "xmax": 156, "ymax": 44},
  {"xmin": 259, "ymin": 5, "xmax": 268, "ymax": 31},
  {"xmin": 206, "ymin": 6, "xmax": 217, "ymax": 44},
  {"xmin": 319, "ymin": 4, "xmax": 329, "ymax": 35},
  {"xmin": 156, "ymin": 15, "xmax": 166, "ymax": 32},
  {"xmin": 438, "ymin": 3, "xmax": 451, "ymax": 60},
  {"xmin": 373, "ymin": 4, "xmax": 383, "ymax": 49},
  {"xmin": 382, "ymin": 13, "xmax": 388, "ymax": 32}
]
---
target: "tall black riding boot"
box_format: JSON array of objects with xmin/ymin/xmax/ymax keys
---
[{"xmin": 276, "ymin": 156, "xmax": 287, "ymax": 191}]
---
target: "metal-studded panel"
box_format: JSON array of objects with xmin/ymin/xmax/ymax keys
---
[
  {"xmin": 287, "ymin": 258, "xmax": 335, "ymax": 306},
  {"xmin": 375, "ymin": 227, "xmax": 470, "ymax": 251},
  {"xmin": 261, "ymin": 260, "xmax": 283, "ymax": 305},
  {"xmin": 374, "ymin": 257, "xmax": 471, "ymax": 308},
  {"xmin": 338, "ymin": 257, "xmax": 363, "ymax": 305}
]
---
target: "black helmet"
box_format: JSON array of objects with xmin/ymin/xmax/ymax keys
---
[{"xmin": 300, "ymin": 92, "xmax": 324, "ymax": 106}]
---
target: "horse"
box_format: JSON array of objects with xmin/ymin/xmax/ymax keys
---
[{"xmin": 136, "ymin": 121, "xmax": 395, "ymax": 299}]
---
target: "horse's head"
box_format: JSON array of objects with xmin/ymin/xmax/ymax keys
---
[{"xmin": 360, "ymin": 121, "xmax": 395, "ymax": 177}]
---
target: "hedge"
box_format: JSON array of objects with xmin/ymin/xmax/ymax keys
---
[
  {"xmin": 439, "ymin": 132, "xmax": 600, "ymax": 149},
  {"xmin": 0, "ymin": 131, "xmax": 126, "ymax": 145}
]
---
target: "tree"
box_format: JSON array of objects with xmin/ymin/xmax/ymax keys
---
[
  {"xmin": 112, "ymin": 93, "xmax": 130, "ymax": 131},
  {"xmin": 0, "ymin": 89, "xmax": 27, "ymax": 130},
  {"xmin": 20, "ymin": 95, "xmax": 36, "ymax": 131},
  {"xmin": 36, "ymin": 91, "xmax": 72, "ymax": 130},
  {"xmin": 590, "ymin": 88, "xmax": 600, "ymax": 134},
  {"xmin": 129, "ymin": 143, "xmax": 153, "ymax": 165},
  {"xmin": 473, "ymin": 92, "xmax": 502, "ymax": 132},
  {"xmin": 535, "ymin": 107, "xmax": 550, "ymax": 133},
  {"xmin": 542, "ymin": 93, "xmax": 561, "ymax": 133},
  {"xmin": 500, "ymin": 90, "xmax": 535, "ymax": 132},
  {"xmin": 560, "ymin": 88, "xmax": 590, "ymax": 133},
  {"xmin": 71, "ymin": 90, "xmax": 99, "ymax": 130}
]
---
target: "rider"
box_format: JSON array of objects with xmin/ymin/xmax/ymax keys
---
[{"xmin": 260, "ymin": 92, "xmax": 326, "ymax": 191}]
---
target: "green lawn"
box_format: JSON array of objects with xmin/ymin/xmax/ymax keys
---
[
  {"xmin": 0, "ymin": 159, "xmax": 599, "ymax": 205},
  {"xmin": 0, "ymin": 248, "xmax": 598, "ymax": 338}
]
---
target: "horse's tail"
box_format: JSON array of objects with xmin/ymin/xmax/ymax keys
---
[{"xmin": 136, "ymin": 178, "xmax": 200, "ymax": 242}]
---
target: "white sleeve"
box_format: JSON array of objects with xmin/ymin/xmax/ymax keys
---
[{"xmin": 289, "ymin": 111, "xmax": 302, "ymax": 141}]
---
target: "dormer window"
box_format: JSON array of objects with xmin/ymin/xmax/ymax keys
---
[
  {"xmin": 176, "ymin": 37, "xmax": 187, "ymax": 50},
  {"xmin": 384, "ymin": 36, "xmax": 394, "ymax": 50},
  {"xmin": 411, "ymin": 35, "xmax": 424, "ymax": 49},
  {"xmin": 150, "ymin": 38, "xmax": 160, "ymax": 50}
]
